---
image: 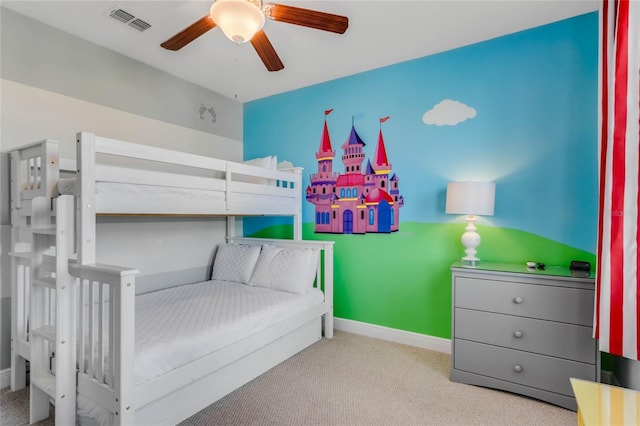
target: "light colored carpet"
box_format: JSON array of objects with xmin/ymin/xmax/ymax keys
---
[
  {"xmin": 1, "ymin": 386, "xmax": 53, "ymax": 426},
  {"xmin": 1, "ymin": 331, "xmax": 576, "ymax": 425}
]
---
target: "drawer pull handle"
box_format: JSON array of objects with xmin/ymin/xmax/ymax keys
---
[
  {"xmin": 513, "ymin": 297, "xmax": 523, "ymax": 304},
  {"xmin": 514, "ymin": 330, "xmax": 523, "ymax": 338},
  {"xmin": 514, "ymin": 364, "xmax": 523, "ymax": 373}
]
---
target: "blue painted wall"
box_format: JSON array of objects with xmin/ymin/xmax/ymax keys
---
[{"xmin": 244, "ymin": 13, "xmax": 599, "ymax": 337}]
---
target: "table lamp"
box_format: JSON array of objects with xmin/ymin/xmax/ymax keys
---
[{"xmin": 445, "ymin": 181, "xmax": 495, "ymax": 266}]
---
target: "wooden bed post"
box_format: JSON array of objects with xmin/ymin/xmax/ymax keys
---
[
  {"xmin": 293, "ymin": 167, "xmax": 303, "ymax": 240},
  {"xmin": 323, "ymin": 243, "xmax": 334, "ymax": 338},
  {"xmin": 113, "ymin": 271, "xmax": 136, "ymax": 425},
  {"xmin": 226, "ymin": 217, "xmax": 236, "ymax": 239},
  {"xmin": 10, "ymin": 150, "xmax": 27, "ymax": 391},
  {"xmin": 41, "ymin": 140, "xmax": 60, "ymax": 199},
  {"xmin": 76, "ymin": 132, "xmax": 96, "ymax": 264}
]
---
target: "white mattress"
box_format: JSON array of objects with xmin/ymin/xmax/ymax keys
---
[
  {"xmin": 78, "ymin": 280, "xmax": 323, "ymax": 425},
  {"xmin": 134, "ymin": 279, "xmax": 323, "ymax": 385}
]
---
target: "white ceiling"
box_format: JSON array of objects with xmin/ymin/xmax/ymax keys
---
[{"xmin": 2, "ymin": 0, "xmax": 598, "ymax": 102}]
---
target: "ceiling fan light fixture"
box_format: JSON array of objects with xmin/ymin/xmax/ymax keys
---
[{"xmin": 210, "ymin": 0, "xmax": 265, "ymax": 44}]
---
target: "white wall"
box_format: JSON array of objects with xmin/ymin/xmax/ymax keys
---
[
  {"xmin": 1, "ymin": 79, "xmax": 242, "ymax": 163},
  {"xmin": 0, "ymin": 7, "xmax": 244, "ymax": 370},
  {"xmin": 1, "ymin": 79, "xmax": 241, "ymax": 299},
  {"xmin": 0, "ymin": 7, "xmax": 242, "ymax": 142}
]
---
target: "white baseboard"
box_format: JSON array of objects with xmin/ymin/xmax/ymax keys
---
[
  {"xmin": 1, "ymin": 368, "xmax": 10, "ymax": 389},
  {"xmin": 334, "ymin": 317, "xmax": 451, "ymax": 354}
]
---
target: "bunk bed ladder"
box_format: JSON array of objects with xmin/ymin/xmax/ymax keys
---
[
  {"xmin": 29, "ymin": 195, "xmax": 76, "ymax": 424},
  {"xmin": 10, "ymin": 139, "xmax": 60, "ymax": 391}
]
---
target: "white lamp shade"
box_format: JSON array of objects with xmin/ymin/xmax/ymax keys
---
[
  {"xmin": 210, "ymin": 0, "xmax": 265, "ymax": 44},
  {"xmin": 445, "ymin": 181, "xmax": 495, "ymax": 216}
]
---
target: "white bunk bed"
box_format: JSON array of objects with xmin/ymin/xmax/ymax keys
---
[{"xmin": 9, "ymin": 133, "xmax": 334, "ymax": 425}]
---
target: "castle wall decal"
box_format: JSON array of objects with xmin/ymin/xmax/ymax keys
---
[{"xmin": 306, "ymin": 110, "xmax": 405, "ymax": 234}]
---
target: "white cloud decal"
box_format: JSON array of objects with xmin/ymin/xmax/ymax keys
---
[{"xmin": 422, "ymin": 99, "xmax": 477, "ymax": 126}]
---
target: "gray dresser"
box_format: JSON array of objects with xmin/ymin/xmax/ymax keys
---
[{"xmin": 450, "ymin": 262, "xmax": 598, "ymax": 411}]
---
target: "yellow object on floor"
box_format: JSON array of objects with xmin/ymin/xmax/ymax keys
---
[{"xmin": 571, "ymin": 378, "xmax": 640, "ymax": 425}]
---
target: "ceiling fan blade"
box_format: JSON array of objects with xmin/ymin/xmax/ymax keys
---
[
  {"xmin": 161, "ymin": 15, "xmax": 217, "ymax": 51},
  {"xmin": 250, "ymin": 30, "xmax": 284, "ymax": 72},
  {"xmin": 265, "ymin": 3, "xmax": 348, "ymax": 34}
]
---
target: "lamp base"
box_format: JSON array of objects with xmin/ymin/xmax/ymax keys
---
[
  {"xmin": 461, "ymin": 258, "xmax": 480, "ymax": 267},
  {"xmin": 460, "ymin": 215, "xmax": 482, "ymax": 267}
]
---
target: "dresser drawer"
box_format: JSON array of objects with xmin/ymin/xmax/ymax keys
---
[
  {"xmin": 454, "ymin": 276, "xmax": 594, "ymax": 325},
  {"xmin": 455, "ymin": 308, "xmax": 597, "ymax": 363},
  {"xmin": 454, "ymin": 340, "xmax": 597, "ymax": 397}
]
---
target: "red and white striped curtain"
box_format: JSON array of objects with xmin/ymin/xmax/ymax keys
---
[{"xmin": 595, "ymin": 0, "xmax": 640, "ymax": 359}]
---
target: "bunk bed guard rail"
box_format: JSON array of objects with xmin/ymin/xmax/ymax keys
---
[{"xmin": 69, "ymin": 262, "xmax": 139, "ymax": 424}]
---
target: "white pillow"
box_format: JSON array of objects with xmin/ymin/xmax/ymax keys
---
[
  {"xmin": 211, "ymin": 243, "xmax": 261, "ymax": 283},
  {"xmin": 277, "ymin": 160, "xmax": 294, "ymax": 170},
  {"xmin": 248, "ymin": 245, "xmax": 281, "ymax": 285},
  {"xmin": 243, "ymin": 156, "xmax": 274, "ymax": 169},
  {"xmin": 249, "ymin": 245, "xmax": 319, "ymax": 294}
]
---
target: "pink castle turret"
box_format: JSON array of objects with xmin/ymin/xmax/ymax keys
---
[{"xmin": 306, "ymin": 116, "xmax": 339, "ymax": 232}]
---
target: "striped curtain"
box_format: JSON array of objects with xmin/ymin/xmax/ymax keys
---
[{"xmin": 595, "ymin": 0, "xmax": 640, "ymax": 359}]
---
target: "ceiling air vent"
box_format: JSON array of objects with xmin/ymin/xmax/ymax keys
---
[
  {"xmin": 129, "ymin": 18, "xmax": 151, "ymax": 32},
  {"xmin": 106, "ymin": 6, "xmax": 152, "ymax": 32},
  {"xmin": 109, "ymin": 8, "xmax": 134, "ymax": 24}
]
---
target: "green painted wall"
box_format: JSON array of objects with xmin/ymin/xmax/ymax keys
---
[{"xmin": 249, "ymin": 223, "xmax": 595, "ymax": 338}]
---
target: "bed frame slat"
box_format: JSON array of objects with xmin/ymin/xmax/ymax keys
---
[{"xmin": 94, "ymin": 135, "xmax": 228, "ymax": 172}]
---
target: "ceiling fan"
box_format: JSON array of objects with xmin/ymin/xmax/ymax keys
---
[{"xmin": 160, "ymin": 0, "xmax": 349, "ymax": 72}]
